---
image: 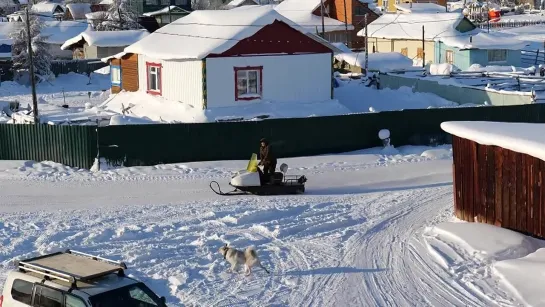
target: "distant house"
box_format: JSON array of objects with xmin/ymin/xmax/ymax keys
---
[
  {"xmin": 30, "ymin": 2, "xmax": 64, "ymax": 20},
  {"xmin": 41, "ymin": 21, "xmax": 90, "ymax": 59},
  {"xmin": 107, "ymin": 7, "xmax": 339, "ymax": 109},
  {"xmin": 362, "ymin": 13, "xmax": 477, "ymax": 65},
  {"xmin": 394, "ymin": 2, "xmax": 447, "ymax": 13},
  {"xmin": 136, "ymin": 0, "xmax": 192, "ymax": 17},
  {"xmin": 379, "ymin": 0, "xmax": 447, "ymax": 13},
  {"xmin": 64, "ymin": 3, "xmax": 92, "ymax": 20},
  {"xmin": 0, "ymin": 21, "xmax": 19, "ymax": 60},
  {"xmin": 142, "ymin": 5, "xmax": 190, "ymax": 27},
  {"xmin": 435, "ymin": 32, "xmax": 527, "ymax": 70},
  {"xmin": 223, "ymin": 0, "xmax": 259, "ymax": 9},
  {"xmin": 61, "ymin": 30, "xmax": 149, "ymax": 59},
  {"xmin": 275, "ymin": 0, "xmax": 379, "ymax": 49}
]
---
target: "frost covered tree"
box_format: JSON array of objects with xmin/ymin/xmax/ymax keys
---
[
  {"xmin": 96, "ymin": 0, "xmax": 140, "ymax": 31},
  {"xmin": 9, "ymin": 12, "xmax": 52, "ymax": 83}
]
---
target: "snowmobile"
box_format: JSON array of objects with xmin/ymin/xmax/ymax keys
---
[{"xmin": 210, "ymin": 161, "xmax": 307, "ymax": 196}]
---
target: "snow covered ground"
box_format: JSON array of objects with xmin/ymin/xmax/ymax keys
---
[
  {"xmin": 0, "ymin": 144, "xmax": 540, "ymax": 306},
  {"xmin": 0, "ymin": 71, "xmax": 460, "ymax": 124}
]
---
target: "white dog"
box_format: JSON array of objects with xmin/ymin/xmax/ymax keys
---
[{"xmin": 219, "ymin": 244, "xmax": 270, "ymax": 276}]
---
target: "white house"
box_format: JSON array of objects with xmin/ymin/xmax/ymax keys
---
[{"xmin": 119, "ymin": 6, "xmax": 338, "ymax": 109}]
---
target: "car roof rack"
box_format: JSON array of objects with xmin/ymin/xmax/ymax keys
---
[{"xmin": 15, "ymin": 249, "xmax": 128, "ymax": 290}]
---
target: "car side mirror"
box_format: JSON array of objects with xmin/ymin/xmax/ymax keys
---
[{"xmin": 160, "ymin": 296, "xmax": 166, "ymax": 306}]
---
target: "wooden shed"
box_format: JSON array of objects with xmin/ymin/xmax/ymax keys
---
[
  {"xmin": 442, "ymin": 121, "xmax": 545, "ymax": 239},
  {"xmin": 103, "ymin": 53, "xmax": 139, "ymax": 94}
]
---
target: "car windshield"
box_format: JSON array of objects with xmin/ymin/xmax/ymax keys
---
[{"xmin": 89, "ymin": 283, "xmax": 163, "ymax": 307}]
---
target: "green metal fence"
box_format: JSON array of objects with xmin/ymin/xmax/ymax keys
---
[
  {"xmin": 3, "ymin": 103, "xmax": 545, "ymax": 169},
  {"xmin": 98, "ymin": 103, "xmax": 545, "ymax": 167},
  {"xmin": 0, "ymin": 124, "xmax": 97, "ymax": 169}
]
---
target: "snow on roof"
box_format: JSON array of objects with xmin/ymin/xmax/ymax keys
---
[
  {"xmin": 275, "ymin": 0, "xmax": 353, "ymax": 32},
  {"xmin": 363, "ymin": 13, "xmax": 473, "ymax": 40},
  {"xmin": 439, "ymin": 31, "xmax": 528, "ymax": 50},
  {"xmin": 101, "ymin": 51, "xmax": 127, "ymax": 63},
  {"xmin": 275, "ymin": 0, "xmax": 321, "ymax": 13},
  {"xmin": 142, "ymin": 5, "xmax": 190, "ymax": 16},
  {"xmin": 41, "ymin": 21, "xmax": 90, "ymax": 45},
  {"xmin": 224, "ymin": 0, "xmax": 258, "ymax": 8},
  {"xmin": 395, "ymin": 3, "xmax": 447, "ymax": 13},
  {"xmin": 124, "ymin": 6, "xmax": 335, "ymax": 60},
  {"xmin": 441, "ymin": 121, "xmax": 545, "ymax": 161},
  {"xmin": 332, "ymin": 43, "xmax": 414, "ymax": 72},
  {"xmin": 99, "ymin": 0, "xmax": 112, "ymax": 4},
  {"xmin": 61, "ymin": 29, "xmax": 149, "ymax": 50},
  {"xmin": 499, "ymin": 25, "xmax": 545, "ymax": 51},
  {"xmin": 85, "ymin": 11, "xmax": 108, "ymax": 20},
  {"xmin": 0, "ymin": 22, "xmax": 22, "ymax": 45},
  {"xmin": 31, "ymin": 2, "xmax": 63, "ymax": 16},
  {"xmin": 65, "ymin": 3, "xmax": 92, "ymax": 20}
]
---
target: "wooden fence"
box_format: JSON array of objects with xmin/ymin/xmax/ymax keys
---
[
  {"xmin": 452, "ymin": 135, "xmax": 545, "ymax": 239},
  {"xmin": 477, "ymin": 19, "xmax": 545, "ymax": 29},
  {"xmin": 50, "ymin": 59, "xmax": 108, "ymax": 77},
  {"xmin": 521, "ymin": 49, "xmax": 545, "ymax": 67}
]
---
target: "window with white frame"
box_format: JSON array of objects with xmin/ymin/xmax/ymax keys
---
[
  {"xmin": 111, "ymin": 65, "xmax": 121, "ymax": 85},
  {"xmin": 235, "ymin": 67, "xmax": 262, "ymax": 100},
  {"xmin": 383, "ymin": 0, "xmax": 388, "ymax": 10},
  {"xmin": 175, "ymin": 0, "xmax": 188, "ymax": 5},
  {"xmin": 147, "ymin": 63, "xmax": 161, "ymax": 94},
  {"xmin": 488, "ymin": 49, "xmax": 507, "ymax": 63}
]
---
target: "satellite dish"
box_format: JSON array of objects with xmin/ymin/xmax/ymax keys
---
[{"xmin": 280, "ymin": 163, "xmax": 288, "ymax": 174}]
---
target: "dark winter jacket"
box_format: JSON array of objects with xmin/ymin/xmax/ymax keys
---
[{"xmin": 259, "ymin": 144, "xmax": 277, "ymax": 165}]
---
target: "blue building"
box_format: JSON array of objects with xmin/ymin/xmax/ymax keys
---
[{"xmin": 434, "ymin": 32, "xmax": 528, "ymax": 71}]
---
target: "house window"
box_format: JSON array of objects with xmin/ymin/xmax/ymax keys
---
[
  {"xmin": 445, "ymin": 50, "xmax": 454, "ymax": 64},
  {"xmin": 145, "ymin": 0, "xmax": 158, "ymax": 5},
  {"xmin": 383, "ymin": 0, "xmax": 388, "ymax": 10},
  {"xmin": 488, "ymin": 49, "xmax": 507, "ymax": 63},
  {"xmin": 234, "ymin": 66, "xmax": 263, "ymax": 101},
  {"xmin": 417, "ymin": 47, "xmax": 424, "ymax": 59},
  {"xmin": 175, "ymin": 0, "xmax": 187, "ymax": 5},
  {"xmin": 111, "ymin": 65, "xmax": 121, "ymax": 86},
  {"xmin": 355, "ymin": 6, "xmax": 367, "ymax": 15},
  {"xmin": 161, "ymin": 0, "xmax": 169, "ymax": 5},
  {"xmin": 146, "ymin": 62, "xmax": 162, "ymax": 95},
  {"xmin": 401, "ymin": 47, "xmax": 408, "ymax": 56}
]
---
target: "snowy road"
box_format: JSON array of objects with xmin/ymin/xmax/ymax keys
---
[{"xmin": 0, "ymin": 146, "xmax": 524, "ymax": 306}]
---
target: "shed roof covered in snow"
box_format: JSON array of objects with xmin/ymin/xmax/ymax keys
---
[
  {"xmin": 362, "ymin": 13, "xmax": 477, "ymax": 40},
  {"xmin": 395, "ymin": 3, "xmax": 447, "ymax": 13},
  {"xmin": 441, "ymin": 121, "xmax": 545, "ymax": 161},
  {"xmin": 142, "ymin": 5, "xmax": 191, "ymax": 16},
  {"xmin": 41, "ymin": 21, "xmax": 90, "ymax": 45},
  {"xmin": 65, "ymin": 3, "xmax": 92, "ymax": 20},
  {"xmin": 30, "ymin": 1, "xmax": 64, "ymax": 17},
  {"xmin": 0, "ymin": 21, "xmax": 22, "ymax": 45},
  {"xmin": 275, "ymin": 0, "xmax": 354, "ymax": 32},
  {"xmin": 124, "ymin": 6, "xmax": 339, "ymax": 60},
  {"xmin": 223, "ymin": 0, "xmax": 259, "ymax": 9},
  {"xmin": 332, "ymin": 43, "xmax": 413, "ymax": 72},
  {"xmin": 439, "ymin": 31, "xmax": 528, "ymax": 50},
  {"xmin": 61, "ymin": 29, "xmax": 149, "ymax": 50}
]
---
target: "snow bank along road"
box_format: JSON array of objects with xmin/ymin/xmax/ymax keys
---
[{"xmin": 0, "ymin": 146, "xmax": 524, "ymax": 306}]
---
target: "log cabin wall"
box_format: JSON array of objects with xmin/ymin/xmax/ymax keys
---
[
  {"xmin": 121, "ymin": 53, "xmax": 139, "ymax": 92},
  {"xmin": 452, "ymin": 135, "xmax": 545, "ymax": 239}
]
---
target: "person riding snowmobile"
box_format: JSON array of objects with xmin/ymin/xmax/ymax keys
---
[{"xmin": 258, "ymin": 138, "xmax": 277, "ymax": 183}]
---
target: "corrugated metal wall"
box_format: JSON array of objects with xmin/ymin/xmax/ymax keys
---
[
  {"xmin": 452, "ymin": 135, "xmax": 545, "ymax": 239},
  {"xmin": 0, "ymin": 124, "xmax": 97, "ymax": 169},
  {"xmin": 98, "ymin": 103, "xmax": 545, "ymax": 167},
  {"xmin": 3, "ymin": 103, "xmax": 545, "ymax": 170}
]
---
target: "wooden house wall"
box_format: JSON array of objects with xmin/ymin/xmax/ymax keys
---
[
  {"xmin": 452, "ymin": 135, "xmax": 545, "ymax": 239},
  {"xmin": 121, "ymin": 53, "xmax": 139, "ymax": 92},
  {"xmin": 111, "ymin": 58, "xmax": 121, "ymax": 94}
]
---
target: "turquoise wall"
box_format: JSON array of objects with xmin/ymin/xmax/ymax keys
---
[{"xmin": 434, "ymin": 42, "xmax": 521, "ymax": 71}]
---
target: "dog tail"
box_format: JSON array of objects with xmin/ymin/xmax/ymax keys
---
[{"xmin": 247, "ymin": 246, "xmax": 257, "ymax": 258}]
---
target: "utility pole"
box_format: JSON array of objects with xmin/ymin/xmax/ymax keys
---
[
  {"xmin": 343, "ymin": 0, "xmax": 348, "ymax": 47},
  {"xmin": 487, "ymin": 10, "xmax": 490, "ymax": 33},
  {"xmin": 25, "ymin": 7, "xmax": 38, "ymax": 124},
  {"xmin": 168, "ymin": 3, "xmax": 172, "ymax": 23},
  {"xmin": 320, "ymin": 0, "xmax": 325, "ymax": 38},
  {"xmin": 422, "ymin": 25, "xmax": 425, "ymax": 68},
  {"xmin": 365, "ymin": 13, "xmax": 368, "ymax": 72}
]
